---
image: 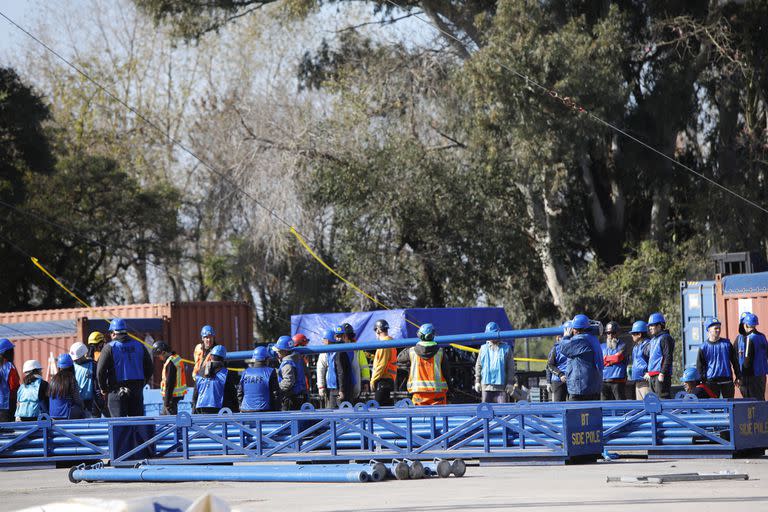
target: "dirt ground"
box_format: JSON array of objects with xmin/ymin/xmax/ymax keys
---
[{"xmin": 3, "ymin": 456, "xmax": 768, "ymax": 511}]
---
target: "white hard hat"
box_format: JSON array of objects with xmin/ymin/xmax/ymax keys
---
[
  {"xmin": 69, "ymin": 341, "xmax": 88, "ymax": 360},
  {"xmin": 22, "ymin": 359, "xmax": 43, "ymax": 373}
]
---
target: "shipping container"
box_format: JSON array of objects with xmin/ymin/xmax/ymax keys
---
[
  {"xmin": 679, "ymin": 281, "xmax": 717, "ymax": 369},
  {"xmin": 0, "ymin": 302, "xmax": 253, "ymax": 388},
  {"xmin": 715, "ymin": 272, "xmax": 768, "ymax": 399}
]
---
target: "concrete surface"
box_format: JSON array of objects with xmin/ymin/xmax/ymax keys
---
[{"xmin": 3, "ymin": 457, "xmax": 768, "ymax": 511}]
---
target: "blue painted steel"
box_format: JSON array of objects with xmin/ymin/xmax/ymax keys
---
[
  {"xmin": 680, "ymin": 281, "xmax": 717, "ymax": 369},
  {"xmin": 226, "ymin": 326, "xmax": 563, "ymax": 360},
  {"xmin": 70, "ymin": 464, "xmax": 371, "ymax": 483}
]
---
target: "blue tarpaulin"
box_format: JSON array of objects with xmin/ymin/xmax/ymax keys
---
[
  {"xmin": 722, "ymin": 272, "xmax": 768, "ymax": 294},
  {"xmin": 0, "ymin": 320, "xmax": 76, "ymax": 339},
  {"xmin": 290, "ymin": 307, "xmax": 513, "ymax": 345}
]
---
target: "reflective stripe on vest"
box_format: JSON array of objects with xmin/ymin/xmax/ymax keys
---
[
  {"xmin": 161, "ymin": 355, "xmax": 187, "ymax": 397},
  {"xmin": 110, "ymin": 339, "xmax": 146, "ymax": 381},
  {"xmin": 195, "ymin": 368, "xmax": 228, "ymax": 409},
  {"xmin": 0, "ymin": 362, "xmax": 11, "ymax": 410},
  {"xmin": 480, "ymin": 342, "xmax": 510, "ymax": 386},
  {"xmin": 407, "ymin": 348, "xmax": 447, "ymax": 393},
  {"xmin": 16, "ymin": 378, "xmax": 42, "ymax": 418},
  {"xmin": 240, "ymin": 366, "xmax": 274, "ymax": 411},
  {"xmin": 74, "ymin": 361, "xmax": 95, "ymax": 400}
]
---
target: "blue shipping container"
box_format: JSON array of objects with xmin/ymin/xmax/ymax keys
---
[{"xmin": 679, "ymin": 281, "xmax": 717, "ymax": 369}]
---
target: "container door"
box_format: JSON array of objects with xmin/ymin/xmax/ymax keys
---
[{"xmin": 680, "ymin": 281, "xmax": 717, "ymax": 369}]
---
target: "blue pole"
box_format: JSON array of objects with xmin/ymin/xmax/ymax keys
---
[{"xmin": 225, "ymin": 326, "xmax": 563, "ymax": 360}]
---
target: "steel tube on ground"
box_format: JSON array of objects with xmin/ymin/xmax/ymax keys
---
[{"xmin": 70, "ymin": 464, "xmax": 371, "ymax": 483}]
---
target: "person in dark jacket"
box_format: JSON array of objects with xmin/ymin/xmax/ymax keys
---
[
  {"xmin": 696, "ymin": 318, "xmax": 740, "ymax": 398},
  {"xmin": 193, "ymin": 345, "xmax": 239, "ymax": 414},
  {"xmin": 0, "ymin": 338, "xmax": 20, "ymax": 422},
  {"xmin": 274, "ymin": 336, "xmax": 309, "ymax": 410},
  {"xmin": 601, "ymin": 321, "xmax": 629, "ymax": 400},
  {"xmin": 153, "ymin": 340, "xmax": 187, "ymax": 415},
  {"xmin": 546, "ymin": 322, "xmax": 571, "ymax": 402},
  {"xmin": 96, "ymin": 318, "xmax": 153, "ymax": 417},
  {"xmin": 681, "ymin": 366, "xmax": 717, "ymax": 399},
  {"xmin": 738, "ymin": 313, "xmax": 767, "ymax": 400},
  {"xmin": 397, "ymin": 324, "xmax": 449, "ymax": 406},
  {"xmin": 645, "ymin": 312, "xmax": 675, "ymax": 399},
  {"xmin": 560, "ymin": 314, "xmax": 602, "ymax": 401},
  {"xmin": 48, "ymin": 354, "xmax": 84, "ymax": 420},
  {"xmin": 317, "ymin": 328, "xmax": 355, "ymax": 408},
  {"xmin": 238, "ymin": 346, "xmax": 280, "ymax": 412}
]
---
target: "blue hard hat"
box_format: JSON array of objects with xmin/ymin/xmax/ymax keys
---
[
  {"xmin": 333, "ymin": 325, "xmax": 345, "ymax": 336},
  {"xmin": 744, "ymin": 313, "xmax": 759, "ymax": 327},
  {"xmin": 275, "ymin": 335, "xmax": 294, "ymax": 351},
  {"xmin": 323, "ymin": 329, "xmax": 335, "ymax": 341},
  {"xmin": 57, "ymin": 353, "xmax": 74, "ymax": 369},
  {"xmin": 740, "ymin": 311, "xmax": 752, "ymax": 323},
  {"xmin": 571, "ymin": 314, "xmax": 591, "ymax": 330},
  {"xmin": 681, "ymin": 366, "xmax": 700, "ymax": 383},
  {"xmin": 485, "ymin": 322, "xmax": 500, "ymax": 333},
  {"xmin": 210, "ymin": 345, "xmax": 227, "ymax": 358},
  {"xmin": 200, "ymin": 325, "xmax": 215, "ymax": 337},
  {"xmin": 648, "ymin": 312, "xmax": 666, "ymax": 326},
  {"xmin": 0, "ymin": 338, "xmax": 15, "ymax": 354},
  {"xmin": 252, "ymin": 346, "xmax": 268, "ymax": 361},
  {"xmin": 705, "ymin": 318, "xmax": 721, "ymax": 331},
  {"xmin": 417, "ymin": 323, "xmax": 436, "ymax": 341},
  {"xmin": 109, "ymin": 318, "xmax": 127, "ymax": 333},
  {"xmin": 630, "ymin": 321, "xmax": 648, "ymax": 334}
]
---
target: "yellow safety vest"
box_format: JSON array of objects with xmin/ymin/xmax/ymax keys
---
[
  {"xmin": 161, "ymin": 354, "xmax": 187, "ymax": 398},
  {"xmin": 407, "ymin": 348, "xmax": 447, "ymax": 393}
]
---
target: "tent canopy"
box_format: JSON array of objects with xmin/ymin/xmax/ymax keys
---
[{"xmin": 291, "ymin": 307, "xmax": 513, "ymax": 345}]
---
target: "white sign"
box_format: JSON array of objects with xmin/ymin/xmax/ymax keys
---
[
  {"xmin": 738, "ymin": 298, "xmax": 754, "ymax": 316},
  {"xmin": 689, "ymin": 293, "xmax": 700, "ymax": 310}
]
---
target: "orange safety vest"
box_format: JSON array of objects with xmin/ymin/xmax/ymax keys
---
[
  {"xmin": 407, "ymin": 348, "xmax": 447, "ymax": 393},
  {"xmin": 161, "ymin": 354, "xmax": 187, "ymax": 398},
  {"xmin": 371, "ymin": 336, "xmax": 398, "ymax": 387},
  {"xmin": 192, "ymin": 343, "xmax": 213, "ymax": 379}
]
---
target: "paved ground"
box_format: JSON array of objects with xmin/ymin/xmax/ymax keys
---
[{"xmin": 3, "ymin": 457, "xmax": 768, "ymax": 511}]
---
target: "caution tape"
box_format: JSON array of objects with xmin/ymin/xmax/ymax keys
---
[{"xmin": 290, "ymin": 227, "xmax": 478, "ymax": 354}]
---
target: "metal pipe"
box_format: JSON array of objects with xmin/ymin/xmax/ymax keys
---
[
  {"xmin": 226, "ymin": 326, "xmax": 562, "ymax": 360},
  {"xmin": 70, "ymin": 464, "xmax": 371, "ymax": 483},
  {"xmin": 422, "ymin": 459, "xmax": 452, "ymax": 478}
]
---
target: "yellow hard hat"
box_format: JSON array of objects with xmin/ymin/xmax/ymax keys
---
[{"xmin": 87, "ymin": 331, "xmax": 105, "ymax": 345}]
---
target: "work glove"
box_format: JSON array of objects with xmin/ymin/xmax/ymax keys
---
[
  {"xmin": 658, "ymin": 373, "xmax": 665, "ymax": 382},
  {"xmin": 505, "ymin": 384, "xmax": 515, "ymax": 396},
  {"xmin": 643, "ymin": 373, "xmax": 651, "ymax": 383},
  {"xmin": 473, "ymin": 383, "xmax": 482, "ymax": 393},
  {"xmin": 559, "ymin": 375, "xmax": 567, "ymax": 383}
]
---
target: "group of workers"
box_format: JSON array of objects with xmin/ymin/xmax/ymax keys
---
[
  {"xmin": 547, "ymin": 311, "xmax": 767, "ymax": 402},
  {"xmin": 0, "ymin": 309, "xmax": 764, "ymax": 422}
]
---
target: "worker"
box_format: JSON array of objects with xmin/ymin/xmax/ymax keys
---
[
  {"xmin": 0, "ymin": 338, "xmax": 20, "ymax": 422},
  {"xmin": 153, "ymin": 340, "xmax": 187, "ymax": 415},
  {"xmin": 629, "ymin": 321, "xmax": 651, "ymax": 400},
  {"xmin": 291, "ymin": 333, "xmax": 313, "ymax": 391},
  {"xmin": 193, "ymin": 345, "xmax": 239, "ymax": 414},
  {"xmin": 333, "ymin": 324, "xmax": 361, "ymax": 402},
  {"xmin": 681, "ymin": 366, "xmax": 716, "ymax": 398},
  {"xmin": 317, "ymin": 328, "xmax": 354, "ymax": 408},
  {"xmin": 193, "ymin": 325, "xmax": 217, "ymax": 379},
  {"xmin": 370, "ymin": 319, "xmax": 397, "ymax": 406},
  {"xmin": 69, "ymin": 342, "xmax": 96, "ymax": 417},
  {"xmin": 645, "ymin": 312, "xmax": 675, "ymax": 399},
  {"xmin": 696, "ymin": 318, "xmax": 740, "ymax": 398},
  {"xmin": 737, "ymin": 313, "xmax": 767, "ymax": 400},
  {"xmin": 397, "ymin": 323, "xmax": 449, "ymax": 406},
  {"xmin": 601, "ymin": 321, "xmax": 628, "ymax": 400},
  {"xmin": 15, "ymin": 360, "xmax": 49, "ymax": 421},
  {"xmin": 559, "ymin": 314, "xmax": 602, "ymax": 401},
  {"xmin": 546, "ymin": 321, "xmax": 570, "ymax": 402},
  {"xmin": 239, "ymin": 346, "xmax": 280, "ymax": 412},
  {"xmin": 344, "ymin": 323, "xmax": 371, "ymax": 396},
  {"xmin": 275, "ymin": 335, "xmax": 309, "ymax": 410},
  {"xmin": 96, "ymin": 318, "xmax": 153, "ymax": 417},
  {"xmin": 48, "ymin": 354, "xmax": 84, "ymax": 420},
  {"xmin": 474, "ymin": 322, "xmax": 515, "ymax": 403},
  {"xmin": 87, "ymin": 331, "xmax": 105, "ymax": 361}
]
